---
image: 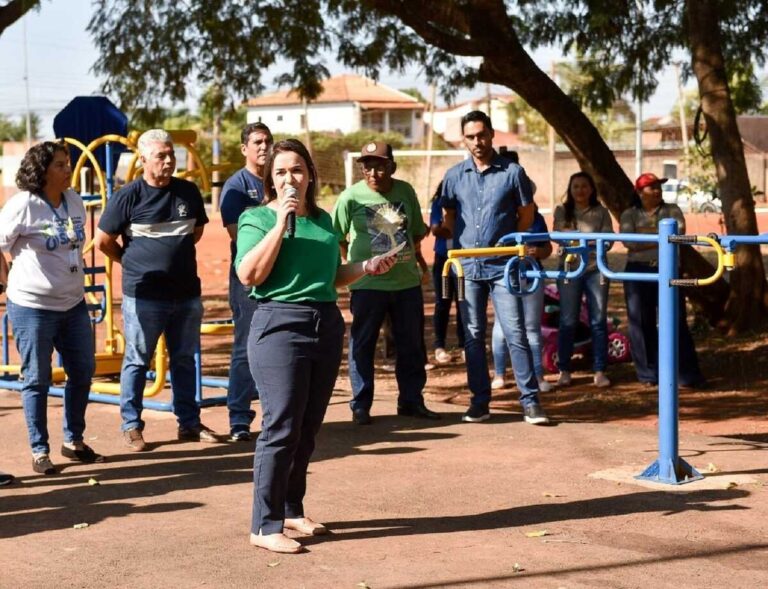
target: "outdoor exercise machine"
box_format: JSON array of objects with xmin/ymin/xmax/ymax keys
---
[
  {"xmin": 0, "ymin": 129, "xmax": 235, "ymax": 412},
  {"xmin": 443, "ymin": 219, "xmax": 761, "ymax": 485}
]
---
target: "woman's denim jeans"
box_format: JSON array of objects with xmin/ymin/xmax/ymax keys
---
[
  {"xmin": 7, "ymin": 299, "xmax": 94, "ymax": 455},
  {"xmin": 556, "ymin": 270, "xmax": 609, "ymax": 372}
]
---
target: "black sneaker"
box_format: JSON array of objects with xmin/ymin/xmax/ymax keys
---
[
  {"xmin": 523, "ymin": 403, "xmax": 550, "ymax": 425},
  {"xmin": 397, "ymin": 403, "xmax": 441, "ymax": 420},
  {"xmin": 61, "ymin": 444, "xmax": 105, "ymax": 463},
  {"xmin": 352, "ymin": 408, "xmax": 372, "ymax": 425},
  {"xmin": 229, "ymin": 430, "xmax": 252, "ymax": 442},
  {"xmin": 462, "ymin": 404, "xmax": 490, "ymax": 423},
  {"xmin": 0, "ymin": 471, "xmax": 14, "ymax": 486}
]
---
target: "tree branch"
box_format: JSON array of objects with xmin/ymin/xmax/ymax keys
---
[
  {"xmin": 0, "ymin": 0, "xmax": 41, "ymax": 38},
  {"xmin": 362, "ymin": 0, "xmax": 481, "ymax": 56}
]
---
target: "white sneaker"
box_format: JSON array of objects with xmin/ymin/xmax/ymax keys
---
[
  {"xmin": 593, "ymin": 371, "xmax": 611, "ymax": 388},
  {"xmin": 491, "ymin": 375, "xmax": 505, "ymax": 390},
  {"xmin": 537, "ymin": 377, "xmax": 553, "ymax": 393},
  {"xmin": 557, "ymin": 371, "xmax": 572, "ymax": 387},
  {"xmin": 435, "ymin": 348, "xmax": 452, "ymax": 364}
]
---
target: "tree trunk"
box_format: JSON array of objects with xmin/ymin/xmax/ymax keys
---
[
  {"xmin": 686, "ymin": 0, "xmax": 768, "ymax": 332},
  {"xmin": 367, "ymin": 0, "xmax": 731, "ymax": 322}
]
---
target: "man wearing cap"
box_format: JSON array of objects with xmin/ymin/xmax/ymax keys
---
[
  {"xmin": 219, "ymin": 122, "xmax": 273, "ymax": 442},
  {"xmin": 331, "ymin": 141, "xmax": 439, "ymax": 425},
  {"xmin": 441, "ymin": 110, "xmax": 549, "ymax": 425},
  {"xmin": 620, "ymin": 172, "xmax": 705, "ymax": 388}
]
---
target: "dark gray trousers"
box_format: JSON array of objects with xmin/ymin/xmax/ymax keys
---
[{"xmin": 248, "ymin": 300, "xmax": 344, "ymax": 534}]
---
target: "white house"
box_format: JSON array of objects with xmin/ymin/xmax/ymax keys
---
[
  {"xmin": 425, "ymin": 93, "xmax": 520, "ymax": 143},
  {"xmin": 245, "ymin": 74, "xmax": 426, "ymax": 145}
]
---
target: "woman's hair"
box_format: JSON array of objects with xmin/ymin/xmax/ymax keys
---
[
  {"xmin": 262, "ymin": 139, "xmax": 321, "ymax": 218},
  {"xmin": 562, "ymin": 171, "xmax": 599, "ymax": 226},
  {"xmin": 15, "ymin": 141, "xmax": 69, "ymax": 194}
]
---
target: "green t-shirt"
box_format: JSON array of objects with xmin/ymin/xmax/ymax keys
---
[
  {"xmin": 235, "ymin": 206, "xmax": 341, "ymax": 302},
  {"xmin": 331, "ymin": 179, "xmax": 427, "ymax": 291}
]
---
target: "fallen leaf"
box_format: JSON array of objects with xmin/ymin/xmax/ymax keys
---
[
  {"xmin": 726, "ymin": 481, "xmax": 738, "ymax": 489},
  {"xmin": 73, "ymin": 523, "xmax": 89, "ymax": 529},
  {"xmin": 513, "ymin": 563, "xmax": 524, "ymax": 573},
  {"xmin": 267, "ymin": 561, "xmax": 280, "ymax": 568},
  {"xmin": 705, "ymin": 463, "xmax": 719, "ymax": 473},
  {"xmin": 525, "ymin": 530, "xmax": 550, "ymax": 538},
  {"xmin": 87, "ymin": 478, "xmax": 100, "ymax": 486},
  {"xmin": 357, "ymin": 583, "xmax": 371, "ymax": 589},
  {"xmin": 543, "ymin": 492, "xmax": 564, "ymax": 498}
]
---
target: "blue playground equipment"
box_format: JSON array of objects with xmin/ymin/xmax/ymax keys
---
[{"xmin": 444, "ymin": 219, "xmax": 761, "ymax": 485}]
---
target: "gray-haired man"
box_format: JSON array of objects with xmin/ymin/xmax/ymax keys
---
[{"xmin": 95, "ymin": 129, "xmax": 220, "ymax": 451}]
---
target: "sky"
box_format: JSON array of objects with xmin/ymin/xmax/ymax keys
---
[{"xmin": 0, "ymin": 0, "xmax": 695, "ymax": 139}]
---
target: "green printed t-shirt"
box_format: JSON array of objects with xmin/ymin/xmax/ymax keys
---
[
  {"xmin": 331, "ymin": 179, "xmax": 427, "ymax": 291},
  {"xmin": 235, "ymin": 206, "xmax": 341, "ymax": 302}
]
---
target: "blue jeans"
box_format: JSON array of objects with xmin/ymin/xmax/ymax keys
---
[
  {"xmin": 623, "ymin": 262, "xmax": 703, "ymax": 385},
  {"xmin": 7, "ymin": 299, "xmax": 95, "ymax": 455},
  {"xmin": 120, "ymin": 295, "xmax": 203, "ymax": 431},
  {"xmin": 432, "ymin": 253, "xmax": 465, "ymax": 349},
  {"xmin": 557, "ymin": 270, "xmax": 609, "ymax": 372},
  {"xmin": 348, "ymin": 286, "xmax": 427, "ymax": 412},
  {"xmin": 460, "ymin": 276, "xmax": 539, "ymax": 408},
  {"xmin": 492, "ymin": 285, "xmax": 545, "ymax": 378},
  {"xmin": 227, "ymin": 263, "xmax": 259, "ymax": 432}
]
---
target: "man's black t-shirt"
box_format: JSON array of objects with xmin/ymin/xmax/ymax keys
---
[{"xmin": 98, "ymin": 177, "xmax": 209, "ymax": 300}]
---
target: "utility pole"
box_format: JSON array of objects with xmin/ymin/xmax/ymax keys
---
[
  {"xmin": 424, "ymin": 84, "xmax": 436, "ymax": 205},
  {"xmin": 673, "ymin": 62, "xmax": 690, "ymax": 158},
  {"xmin": 22, "ymin": 14, "xmax": 32, "ymax": 147}
]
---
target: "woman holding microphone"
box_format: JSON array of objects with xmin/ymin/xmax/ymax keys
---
[{"xmin": 236, "ymin": 139, "xmax": 396, "ymax": 554}]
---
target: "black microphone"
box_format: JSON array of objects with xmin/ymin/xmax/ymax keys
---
[{"xmin": 284, "ymin": 185, "xmax": 297, "ymax": 238}]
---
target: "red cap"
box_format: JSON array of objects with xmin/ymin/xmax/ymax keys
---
[
  {"xmin": 635, "ymin": 172, "xmax": 668, "ymax": 191},
  {"xmin": 357, "ymin": 141, "xmax": 394, "ymax": 162}
]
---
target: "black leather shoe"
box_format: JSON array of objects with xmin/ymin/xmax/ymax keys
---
[
  {"xmin": 352, "ymin": 409, "xmax": 372, "ymax": 425},
  {"xmin": 397, "ymin": 403, "xmax": 441, "ymax": 420}
]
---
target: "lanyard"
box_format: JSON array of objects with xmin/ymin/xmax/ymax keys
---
[
  {"xmin": 39, "ymin": 193, "xmax": 80, "ymax": 272},
  {"xmin": 40, "ymin": 193, "xmax": 78, "ymax": 242}
]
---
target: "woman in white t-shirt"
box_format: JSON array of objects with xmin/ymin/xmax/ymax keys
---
[{"xmin": 0, "ymin": 141, "xmax": 102, "ymax": 475}]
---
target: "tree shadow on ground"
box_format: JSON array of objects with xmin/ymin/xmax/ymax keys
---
[
  {"xmin": 313, "ymin": 488, "xmax": 751, "ymax": 545},
  {"xmin": 0, "ymin": 406, "xmax": 469, "ymax": 539}
]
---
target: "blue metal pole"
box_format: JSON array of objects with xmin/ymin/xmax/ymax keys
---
[{"xmin": 636, "ymin": 218, "xmax": 702, "ymax": 484}]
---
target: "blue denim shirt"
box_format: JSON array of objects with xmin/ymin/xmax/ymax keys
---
[{"xmin": 440, "ymin": 153, "xmax": 534, "ymax": 280}]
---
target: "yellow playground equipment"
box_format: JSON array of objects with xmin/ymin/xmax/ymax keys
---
[{"xmin": 0, "ymin": 130, "xmax": 235, "ymax": 411}]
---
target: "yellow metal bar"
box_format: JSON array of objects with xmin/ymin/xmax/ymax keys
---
[
  {"xmin": 0, "ymin": 365, "xmax": 66, "ymax": 381},
  {"xmin": 447, "ymin": 245, "xmax": 525, "ymax": 259},
  {"xmin": 90, "ymin": 335, "xmax": 168, "ymax": 396},
  {"xmin": 694, "ymin": 235, "xmax": 726, "ymax": 286},
  {"xmin": 441, "ymin": 257, "xmax": 464, "ymax": 278},
  {"xmin": 64, "ymin": 136, "xmax": 109, "ymax": 210},
  {"xmin": 200, "ymin": 323, "xmax": 234, "ymax": 335}
]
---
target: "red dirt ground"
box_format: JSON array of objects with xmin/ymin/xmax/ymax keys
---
[{"xmin": 1, "ymin": 209, "xmax": 766, "ymax": 588}]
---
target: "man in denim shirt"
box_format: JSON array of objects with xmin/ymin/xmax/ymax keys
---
[{"xmin": 441, "ymin": 111, "xmax": 549, "ymax": 425}]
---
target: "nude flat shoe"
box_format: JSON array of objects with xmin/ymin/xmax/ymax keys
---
[
  {"xmin": 249, "ymin": 532, "xmax": 304, "ymax": 554},
  {"xmin": 284, "ymin": 517, "xmax": 328, "ymax": 536}
]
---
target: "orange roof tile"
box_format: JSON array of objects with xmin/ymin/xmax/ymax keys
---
[{"xmin": 246, "ymin": 74, "xmax": 425, "ymax": 108}]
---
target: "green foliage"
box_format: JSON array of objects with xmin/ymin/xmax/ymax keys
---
[
  {"xmin": 682, "ymin": 144, "xmax": 718, "ymax": 198},
  {"xmin": 0, "ymin": 112, "xmax": 40, "ymax": 142}
]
